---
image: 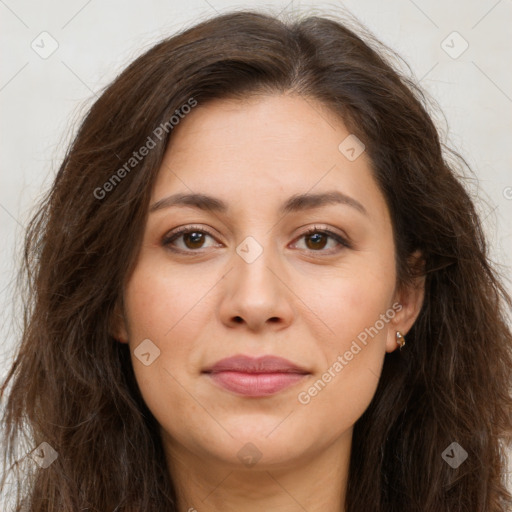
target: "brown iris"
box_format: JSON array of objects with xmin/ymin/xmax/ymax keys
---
[
  {"xmin": 183, "ymin": 232, "xmax": 206, "ymax": 249},
  {"xmin": 304, "ymin": 232, "xmax": 328, "ymax": 250}
]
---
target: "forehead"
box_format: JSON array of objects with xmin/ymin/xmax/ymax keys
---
[
  {"xmin": 162, "ymin": 93, "xmax": 348, "ymax": 168},
  {"xmin": 152, "ymin": 94, "xmax": 388, "ymax": 223}
]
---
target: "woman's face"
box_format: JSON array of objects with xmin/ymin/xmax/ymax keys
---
[{"xmin": 116, "ymin": 93, "xmax": 422, "ymax": 471}]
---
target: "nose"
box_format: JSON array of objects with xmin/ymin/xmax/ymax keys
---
[{"xmin": 218, "ymin": 238, "xmax": 295, "ymax": 332}]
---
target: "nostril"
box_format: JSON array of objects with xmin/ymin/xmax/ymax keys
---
[{"xmin": 234, "ymin": 316, "xmax": 243, "ymax": 323}]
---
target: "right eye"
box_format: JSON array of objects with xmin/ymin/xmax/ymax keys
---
[{"xmin": 162, "ymin": 225, "xmax": 223, "ymax": 253}]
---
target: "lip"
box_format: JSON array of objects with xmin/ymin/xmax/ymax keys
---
[
  {"xmin": 202, "ymin": 355, "xmax": 310, "ymax": 397},
  {"xmin": 203, "ymin": 354, "xmax": 309, "ymax": 374}
]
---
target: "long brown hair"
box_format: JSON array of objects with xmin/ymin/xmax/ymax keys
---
[{"xmin": 1, "ymin": 10, "xmax": 511, "ymax": 512}]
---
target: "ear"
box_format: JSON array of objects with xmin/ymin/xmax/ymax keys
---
[
  {"xmin": 386, "ymin": 250, "xmax": 425, "ymax": 353},
  {"xmin": 110, "ymin": 300, "xmax": 129, "ymax": 344}
]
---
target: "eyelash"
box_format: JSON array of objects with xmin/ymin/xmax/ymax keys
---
[{"xmin": 161, "ymin": 224, "xmax": 351, "ymax": 255}]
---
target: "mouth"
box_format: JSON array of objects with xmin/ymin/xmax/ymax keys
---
[{"xmin": 202, "ymin": 354, "xmax": 310, "ymax": 397}]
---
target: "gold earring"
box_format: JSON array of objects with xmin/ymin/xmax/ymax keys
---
[{"xmin": 396, "ymin": 331, "xmax": 406, "ymax": 350}]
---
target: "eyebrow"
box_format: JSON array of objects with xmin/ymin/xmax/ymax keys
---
[{"xmin": 149, "ymin": 190, "xmax": 368, "ymax": 216}]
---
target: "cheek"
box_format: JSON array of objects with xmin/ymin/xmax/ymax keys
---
[
  {"xmin": 290, "ymin": 254, "xmax": 395, "ymax": 408},
  {"xmin": 294, "ymin": 253, "xmax": 396, "ymax": 351},
  {"xmin": 123, "ymin": 256, "xmax": 209, "ymax": 342},
  {"xmin": 122, "ymin": 260, "xmax": 210, "ymax": 419},
  {"xmin": 291, "ymin": 277, "xmax": 392, "ymax": 447}
]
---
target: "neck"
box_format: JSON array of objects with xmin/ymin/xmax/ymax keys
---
[{"xmin": 163, "ymin": 429, "xmax": 352, "ymax": 512}]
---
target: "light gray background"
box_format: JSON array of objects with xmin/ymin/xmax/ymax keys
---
[{"xmin": 1, "ymin": 0, "xmax": 511, "ymax": 493}]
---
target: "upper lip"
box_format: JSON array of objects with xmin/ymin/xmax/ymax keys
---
[{"xmin": 203, "ymin": 355, "xmax": 310, "ymax": 374}]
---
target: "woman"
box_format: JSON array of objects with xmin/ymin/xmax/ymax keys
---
[{"xmin": 1, "ymin": 10, "xmax": 511, "ymax": 512}]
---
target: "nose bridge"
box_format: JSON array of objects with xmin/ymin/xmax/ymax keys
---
[
  {"xmin": 233, "ymin": 233, "xmax": 280, "ymax": 297},
  {"xmin": 219, "ymin": 231, "xmax": 294, "ymax": 330}
]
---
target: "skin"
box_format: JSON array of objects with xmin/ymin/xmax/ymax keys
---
[{"xmin": 114, "ymin": 93, "xmax": 425, "ymax": 512}]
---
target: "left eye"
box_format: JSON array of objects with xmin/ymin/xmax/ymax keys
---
[
  {"xmin": 162, "ymin": 226, "xmax": 349, "ymax": 253},
  {"xmin": 291, "ymin": 228, "xmax": 349, "ymax": 252}
]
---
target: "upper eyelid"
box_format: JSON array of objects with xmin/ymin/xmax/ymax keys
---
[{"xmin": 163, "ymin": 224, "xmax": 345, "ymax": 239}]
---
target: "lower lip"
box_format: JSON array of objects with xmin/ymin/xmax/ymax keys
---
[{"xmin": 206, "ymin": 371, "xmax": 307, "ymax": 397}]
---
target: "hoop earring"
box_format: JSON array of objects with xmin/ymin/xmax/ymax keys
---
[{"xmin": 396, "ymin": 331, "xmax": 406, "ymax": 350}]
